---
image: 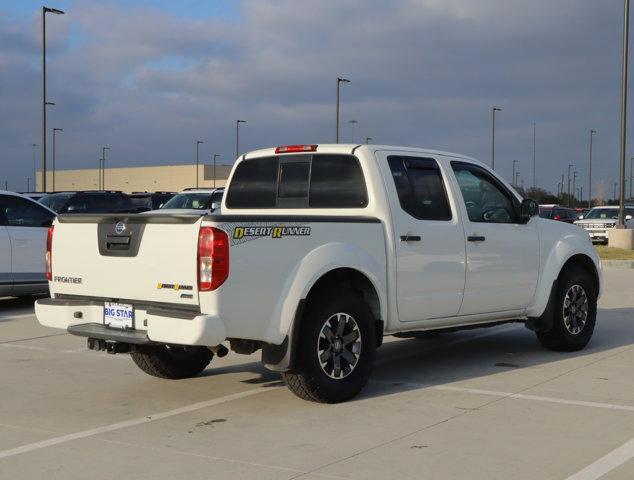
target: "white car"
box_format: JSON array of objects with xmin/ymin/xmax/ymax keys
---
[
  {"xmin": 574, "ymin": 205, "xmax": 634, "ymax": 244},
  {"xmin": 147, "ymin": 188, "xmax": 224, "ymax": 215},
  {"xmin": 35, "ymin": 144, "xmax": 601, "ymax": 402},
  {"xmin": 0, "ymin": 191, "xmax": 56, "ymax": 296}
]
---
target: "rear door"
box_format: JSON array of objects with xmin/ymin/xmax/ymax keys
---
[
  {"xmin": 450, "ymin": 162, "xmax": 539, "ymax": 315},
  {"xmin": 381, "ymin": 154, "xmax": 466, "ymax": 321},
  {"xmin": 1, "ymin": 195, "xmax": 54, "ymax": 285}
]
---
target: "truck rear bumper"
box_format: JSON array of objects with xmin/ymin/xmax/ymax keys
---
[{"xmin": 35, "ymin": 298, "xmax": 227, "ymax": 347}]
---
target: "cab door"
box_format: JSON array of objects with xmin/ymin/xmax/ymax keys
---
[
  {"xmin": 380, "ymin": 154, "xmax": 466, "ymax": 321},
  {"xmin": 449, "ymin": 162, "xmax": 539, "ymax": 315}
]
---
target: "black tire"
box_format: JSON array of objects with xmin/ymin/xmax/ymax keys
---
[
  {"xmin": 131, "ymin": 345, "xmax": 213, "ymax": 379},
  {"xmin": 282, "ymin": 289, "xmax": 376, "ymax": 403},
  {"xmin": 536, "ymin": 266, "xmax": 597, "ymax": 352}
]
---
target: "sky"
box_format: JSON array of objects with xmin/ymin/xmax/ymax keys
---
[{"xmin": 0, "ymin": 0, "xmax": 632, "ymax": 199}]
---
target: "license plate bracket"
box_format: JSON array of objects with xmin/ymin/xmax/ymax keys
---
[{"xmin": 103, "ymin": 302, "xmax": 134, "ymax": 330}]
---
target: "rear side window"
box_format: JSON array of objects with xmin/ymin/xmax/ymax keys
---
[
  {"xmin": 226, "ymin": 154, "xmax": 367, "ymax": 209},
  {"xmin": 388, "ymin": 156, "xmax": 452, "ymax": 221}
]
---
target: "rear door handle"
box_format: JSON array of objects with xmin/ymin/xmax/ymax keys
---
[
  {"xmin": 400, "ymin": 235, "xmax": 421, "ymax": 242},
  {"xmin": 467, "ymin": 236, "xmax": 486, "ymax": 242}
]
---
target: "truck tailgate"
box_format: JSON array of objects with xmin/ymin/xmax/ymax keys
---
[{"xmin": 50, "ymin": 214, "xmax": 202, "ymax": 307}]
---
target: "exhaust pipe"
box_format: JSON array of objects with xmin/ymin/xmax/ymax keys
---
[{"xmin": 209, "ymin": 344, "xmax": 229, "ymax": 357}]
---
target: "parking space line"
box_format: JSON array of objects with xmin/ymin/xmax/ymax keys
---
[
  {"xmin": 0, "ymin": 385, "xmax": 281, "ymax": 460},
  {"xmin": 0, "ymin": 313, "xmax": 36, "ymax": 321},
  {"xmin": 565, "ymin": 438, "xmax": 634, "ymax": 480}
]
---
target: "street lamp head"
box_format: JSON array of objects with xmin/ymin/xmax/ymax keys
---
[
  {"xmin": 591, "ymin": 129, "xmax": 597, "ymax": 134},
  {"xmin": 237, "ymin": 119, "xmax": 246, "ymax": 124},
  {"xmin": 493, "ymin": 106, "xmax": 502, "ymax": 112},
  {"xmin": 44, "ymin": 7, "xmax": 65, "ymax": 14},
  {"xmin": 348, "ymin": 119, "xmax": 358, "ymax": 124},
  {"xmin": 196, "ymin": 140, "xmax": 204, "ymax": 145},
  {"xmin": 53, "ymin": 128, "xmax": 63, "ymax": 132},
  {"xmin": 338, "ymin": 77, "xmax": 351, "ymax": 84},
  {"xmin": 45, "ymin": 101, "xmax": 56, "ymax": 106}
]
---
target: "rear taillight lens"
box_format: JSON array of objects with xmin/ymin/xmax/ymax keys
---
[
  {"xmin": 553, "ymin": 215, "xmax": 561, "ymax": 220},
  {"xmin": 197, "ymin": 227, "xmax": 229, "ymax": 291},
  {"xmin": 45, "ymin": 226, "xmax": 54, "ymax": 281}
]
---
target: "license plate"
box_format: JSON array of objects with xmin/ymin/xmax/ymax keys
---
[{"xmin": 103, "ymin": 302, "xmax": 134, "ymax": 329}]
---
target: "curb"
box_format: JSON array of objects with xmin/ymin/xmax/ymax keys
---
[{"xmin": 601, "ymin": 260, "xmax": 634, "ymax": 270}]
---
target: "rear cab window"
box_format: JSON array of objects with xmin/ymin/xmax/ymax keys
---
[{"xmin": 225, "ymin": 154, "xmax": 368, "ymax": 209}]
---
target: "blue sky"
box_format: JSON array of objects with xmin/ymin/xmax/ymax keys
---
[{"xmin": 0, "ymin": 0, "xmax": 632, "ymax": 201}]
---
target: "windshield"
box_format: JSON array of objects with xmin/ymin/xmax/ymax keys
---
[
  {"xmin": 39, "ymin": 193, "xmax": 73, "ymax": 212},
  {"xmin": 161, "ymin": 193, "xmax": 212, "ymax": 210},
  {"xmin": 584, "ymin": 207, "xmax": 634, "ymax": 220},
  {"xmin": 538, "ymin": 208, "xmax": 553, "ymax": 219}
]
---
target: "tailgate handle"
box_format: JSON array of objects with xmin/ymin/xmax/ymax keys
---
[{"xmin": 106, "ymin": 234, "xmax": 131, "ymax": 250}]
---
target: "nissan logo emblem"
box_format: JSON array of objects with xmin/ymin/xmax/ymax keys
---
[{"xmin": 115, "ymin": 222, "xmax": 126, "ymax": 235}]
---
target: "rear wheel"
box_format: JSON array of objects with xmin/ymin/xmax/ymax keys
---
[
  {"xmin": 282, "ymin": 289, "xmax": 376, "ymax": 403},
  {"xmin": 536, "ymin": 267, "xmax": 597, "ymax": 352},
  {"xmin": 131, "ymin": 345, "xmax": 213, "ymax": 379}
]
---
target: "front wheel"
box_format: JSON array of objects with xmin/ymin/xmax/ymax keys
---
[
  {"xmin": 536, "ymin": 267, "xmax": 597, "ymax": 352},
  {"xmin": 282, "ymin": 289, "xmax": 376, "ymax": 403},
  {"xmin": 131, "ymin": 345, "xmax": 213, "ymax": 379}
]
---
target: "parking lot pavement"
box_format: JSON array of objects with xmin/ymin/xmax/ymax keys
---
[{"xmin": 0, "ymin": 271, "xmax": 633, "ymax": 480}]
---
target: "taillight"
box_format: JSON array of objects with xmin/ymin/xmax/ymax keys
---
[
  {"xmin": 45, "ymin": 225, "xmax": 54, "ymax": 281},
  {"xmin": 275, "ymin": 144, "xmax": 317, "ymax": 154},
  {"xmin": 197, "ymin": 227, "xmax": 229, "ymax": 291},
  {"xmin": 553, "ymin": 215, "xmax": 561, "ymax": 220}
]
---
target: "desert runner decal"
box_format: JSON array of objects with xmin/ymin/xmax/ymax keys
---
[
  {"xmin": 157, "ymin": 283, "xmax": 193, "ymax": 291},
  {"xmin": 216, "ymin": 222, "xmax": 311, "ymax": 246}
]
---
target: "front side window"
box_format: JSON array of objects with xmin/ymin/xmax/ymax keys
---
[
  {"xmin": 451, "ymin": 162, "xmax": 518, "ymax": 224},
  {"xmin": 388, "ymin": 156, "xmax": 452, "ymax": 221},
  {"xmin": 0, "ymin": 195, "xmax": 54, "ymax": 227}
]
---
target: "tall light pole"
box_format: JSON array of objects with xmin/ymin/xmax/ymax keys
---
[
  {"xmin": 532, "ymin": 122, "xmax": 536, "ymax": 189},
  {"xmin": 567, "ymin": 164, "xmax": 573, "ymax": 207},
  {"xmin": 336, "ymin": 77, "xmax": 350, "ymax": 143},
  {"xmin": 41, "ymin": 6, "xmax": 65, "ymax": 193},
  {"xmin": 31, "ymin": 143, "xmax": 38, "ymax": 191},
  {"xmin": 614, "ymin": 182, "xmax": 618, "ymax": 202},
  {"xmin": 630, "ymin": 156, "xmax": 633, "ymax": 199},
  {"xmin": 588, "ymin": 129, "xmax": 596, "ymax": 208},
  {"xmin": 579, "ymin": 186, "xmax": 583, "ymax": 206},
  {"xmin": 195, "ymin": 140, "xmax": 204, "ymax": 188},
  {"xmin": 573, "ymin": 171, "xmax": 578, "ymax": 208},
  {"xmin": 348, "ymin": 120, "xmax": 358, "ymax": 143},
  {"xmin": 52, "ymin": 128, "xmax": 62, "ymax": 191},
  {"xmin": 365, "ymin": 137, "xmax": 372, "ymax": 144},
  {"xmin": 618, "ymin": 0, "xmax": 630, "ymax": 225},
  {"xmin": 213, "ymin": 154, "xmax": 220, "ymax": 188},
  {"xmin": 491, "ymin": 106, "xmax": 502, "ymax": 169},
  {"xmin": 512, "ymin": 160, "xmax": 519, "ymax": 186},
  {"xmin": 236, "ymin": 120, "xmax": 246, "ymax": 159},
  {"xmin": 101, "ymin": 146, "xmax": 110, "ymax": 190},
  {"xmin": 515, "ymin": 171, "xmax": 520, "ymax": 187}
]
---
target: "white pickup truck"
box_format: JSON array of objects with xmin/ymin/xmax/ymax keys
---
[{"xmin": 36, "ymin": 144, "xmax": 601, "ymax": 403}]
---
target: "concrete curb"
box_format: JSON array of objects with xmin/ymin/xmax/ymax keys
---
[{"xmin": 601, "ymin": 259, "xmax": 634, "ymax": 270}]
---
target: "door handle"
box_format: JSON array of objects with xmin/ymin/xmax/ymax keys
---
[
  {"xmin": 400, "ymin": 235, "xmax": 421, "ymax": 242},
  {"xmin": 467, "ymin": 236, "xmax": 486, "ymax": 242}
]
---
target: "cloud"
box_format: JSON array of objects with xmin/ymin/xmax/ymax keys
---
[{"xmin": 0, "ymin": 0, "xmax": 628, "ymax": 195}]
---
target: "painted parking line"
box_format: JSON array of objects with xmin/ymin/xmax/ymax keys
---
[
  {"xmin": 0, "ymin": 385, "xmax": 282, "ymax": 460},
  {"xmin": 0, "ymin": 313, "xmax": 36, "ymax": 321},
  {"xmin": 565, "ymin": 438, "xmax": 634, "ymax": 480}
]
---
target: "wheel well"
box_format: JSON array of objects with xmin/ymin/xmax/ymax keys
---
[{"xmin": 560, "ymin": 254, "xmax": 600, "ymax": 293}]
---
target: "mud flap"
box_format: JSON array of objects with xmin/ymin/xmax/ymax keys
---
[{"xmin": 525, "ymin": 280, "xmax": 557, "ymax": 332}]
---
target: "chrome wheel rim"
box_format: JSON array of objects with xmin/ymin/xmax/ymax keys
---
[
  {"xmin": 563, "ymin": 284, "xmax": 589, "ymax": 335},
  {"xmin": 317, "ymin": 313, "xmax": 362, "ymax": 379}
]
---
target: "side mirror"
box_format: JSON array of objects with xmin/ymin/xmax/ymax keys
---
[
  {"xmin": 158, "ymin": 203, "xmax": 164, "ymax": 209},
  {"xmin": 626, "ymin": 215, "xmax": 633, "ymax": 221},
  {"xmin": 578, "ymin": 215, "xmax": 584, "ymax": 220},
  {"xmin": 520, "ymin": 198, "xmax": 539, "ymax": 223},
  {"xmin": 211, "ymin": 202, "xmax": 221, "ymax": 211}
]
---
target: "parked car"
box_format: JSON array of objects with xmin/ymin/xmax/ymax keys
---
[
  {"xmin": 0, "ymin": 191, "xmax": 56, "ymax": 296},
  {"xmin": 129, "ymin": 192, "xmax": 176, "ymax": 212},
  {"xmin": 538, "ymin": 204, "xmax": 578, "ymax": 223},
  {"xmin": 19, "ymin": 192, "xmax": 46, "ymax": 202},
  {"xmin": 39, "ymin": 191, "xmax": 136, "ymax": 214},
  {"xmin": 574, "ymin": 205, "xmax": 634, "ymax": 244},
  {"xmin": 35, "ymin": 144, "xmax": 601, "ymax": 403},
  {"xmin": 150, "ymin": 188, "xmax": 224, "ymax": 214}
]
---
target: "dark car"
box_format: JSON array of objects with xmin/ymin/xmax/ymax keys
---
[
  {"xmin": 129, "ymin": 192, "xmax": 176, "ymax": 212},
  {"xmin": 538, "ymin": 205, "xmax": 578, "ymax": 223},
  {"xmin": 39, "ymin": 191, "xmax": 135, "ymax": 214}
]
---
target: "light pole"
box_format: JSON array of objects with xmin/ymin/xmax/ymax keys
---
[
  {"xmin": 236, "ymin": 120, "xmax": 246, "ymax": 159},
  {"xmin": 365, "ymin": 137, "xmax": 372, "ymax": 145},
  {"xmin": 512, "ymin": 160, "xmax": 519, "ymax": 186},
  {"xmin": 213, "ymin": 154, "xmax": 220, "ymax": 188},
  {"xmin": 41, "ymin": 6, "xmax": 64, "ymax": 193},
  {"xmin": 101, "ymin": 146, "xmax": 110, "ymax": 190},
  {"xmin": 336, "ymin": 77, "xmax": 350, "ymax": 143},
  {"xmin": 195, "ymin": 140, "xmax": 204, "ymax": 188},
  {"xmin": 31, "ymin": 143, "xmax": 38, "ymax": 191},
  {"xmin": 579, "ymin": 186, "xmax": 583, "ymax": 206},
  {"xmin": 52, "ymin": 128, "xmax": 62, "ymax": 191},
  {"xmin": 588, "ymin": 129, "xmax": 596, "ymax": 208},
  {"xmin": 567, "ymin": 164, "xmax": 573, "ymax": 207},
  {"xmin": 630, "ymin": 156, "xmax": 634, "ymax": 199},
  {"xmin": 515, "ymin": 171, "xmax": 520, "ymax": 187},
  {"xmin": 573, "ymin": 171, "xmax": 578, "ymax": 208},
  {"xmin": 348, "ymin": 120, "xmax": 358, "ymax": 143},
  {"xmin": 614, "ymin": 182, "xmax": 618, "ymax": 202},
  {"xmin": 532, "ymin": 122, "xmax": 536, "ymax": 189},
  {"xmin": 618, "ymin": 0, "xmax": 630, "ymax": 225},
  {"xmin": 491, "ymin": 106, "xmax": 502, "ymax": 169}
]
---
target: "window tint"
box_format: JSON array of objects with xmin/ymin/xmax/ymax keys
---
[
  {"xmin": 309, "ymin": 155, "xmax": 367, "ymax": 208},
  {"xmin": 39, "ymin": 193, "xmax": 73, "ymax": 213},
  {"xmin": 388, "ymin": 156, "xmax": 451, "ymax": 221},
  {"xmin": 278, "ymin": 162, "xmax": 310, "ymax": 199},
  {"xmin": 451, "ymin": 163, "xmax": 517, "ymax": 224},
  {"xmin": 0, "ymin": 195, "xmax": 54, "ymax": 227},
  {"xmin": 226, "ymin": 157, "xmax": 279, "ymax": 208}
]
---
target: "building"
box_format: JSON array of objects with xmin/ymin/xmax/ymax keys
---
[{"xmin": 36, "ymin": 163, "xmax": 232, "ymax": 193}]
